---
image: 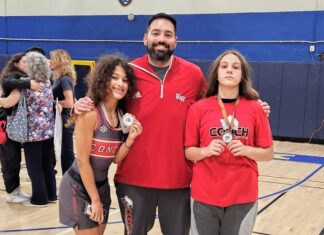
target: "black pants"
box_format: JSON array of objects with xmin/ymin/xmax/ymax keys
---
[
  {"xmin": 24, "ymin": 138, "xmax": 57, "ymax": 204},
  {"xmin": 61, "ymin": 125, "xmax": 75, "ymax": 174},
  {"xmin": 0, "ymin": 138, "xmax": 22, "ymax": 193},
  {"xmin": 115, "ymin": 182, "xmax": 190, "ymax": 235}
]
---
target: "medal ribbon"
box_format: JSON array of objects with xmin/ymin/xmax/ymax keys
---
[{"xmin": 217, "ymin": 96, "xmax": 240, "ymax": 133}]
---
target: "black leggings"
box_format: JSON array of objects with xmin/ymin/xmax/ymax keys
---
[{"xmin": 0, "ymin": 138, "xmax": 22, "ymax": 193}]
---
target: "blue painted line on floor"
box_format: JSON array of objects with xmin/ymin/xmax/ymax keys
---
[
  {"xmin": 258, "ymin": 164, "xmax": 323, "ymax": 200},
  {"xmin": 274, "ymin": 152, "xmax": 324, "ymax": 164}
]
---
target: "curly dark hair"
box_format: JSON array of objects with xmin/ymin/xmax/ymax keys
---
[
  {"xmin": 86, "ymin": 54, "xmax": 137, "ymax": 111},
  {"xmin": 66, "ymin": 55, "xmax": 136, "ymax": 127}
]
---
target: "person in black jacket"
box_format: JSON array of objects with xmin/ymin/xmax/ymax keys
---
[{"xmin": 0, "ymin": 52, "xmax": 42, "ymax": 203}]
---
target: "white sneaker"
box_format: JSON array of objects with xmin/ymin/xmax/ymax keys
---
[
  {"xmin": 18, "ymin": 190, "xmax": 31, "ymax": 199},
  {"xmin": 6, "ymin": 186, "xmax": 31, "ymax": 203},
  {"xmin": 6, "ymin": 188, "xmax": 29, "ymax": 204}
]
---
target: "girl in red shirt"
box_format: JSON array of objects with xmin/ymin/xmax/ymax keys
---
[{"xmin": 185, "ymin": 50, "xmax": 273, "ymax": 235}]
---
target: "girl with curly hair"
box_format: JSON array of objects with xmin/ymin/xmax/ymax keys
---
[{"xmin": 59, "ymin": 55, "xmax": 142, "ymax": 235}]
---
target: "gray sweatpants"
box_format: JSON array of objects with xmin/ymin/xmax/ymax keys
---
[{"xmin": 193, "ymin": 200, "xmax": 257, "ymax": 235}]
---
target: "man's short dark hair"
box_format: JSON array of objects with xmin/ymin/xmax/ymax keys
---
[
  {"xmin": 25, "ymin": 46, "xmax": 46, "ymax": 56},
  {"xmin": 147, "ymin": 13, "xmax": 177, "ymax": 33}
]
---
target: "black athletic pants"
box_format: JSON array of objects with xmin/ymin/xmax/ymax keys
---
[
  {"xmin": 0, "ymin": 138, "xmax": 22, "ymax": 193},
  {"xmin": 115, "ymin": 182, "xmax": 190, "ymax": 235}
]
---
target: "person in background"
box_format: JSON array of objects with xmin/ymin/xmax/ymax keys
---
[
  {"xmin": 25, "ymin": 46, "xmax": 46, "ymax": 57},
  {"xmin": 25, "ymin": 46, "xmax": 56, "ymax": 85},
  {"xmin": 185, "ymin": 50, "xmax": 273, "ymax": 235},
  {"xmin": 74, "ymin": 13, "xmax": 271, "ymax": 235},
  {"xmin": 59, "ymin": 55, "xmax": 142, "ymax": 235},
  {"xmin": 2, "ymin": 52, "xmax": 57, "ymax": 207},
  {"xmin": 50, "ymin": 49, "xmax": 76, "ymax": 174},
  {"xmin": 0, "ymin": 52, "xmax": 42, "ymax": 204},
  {"xmin": 23, "ymin": 51, "xmax": 57, "ymax": 207}
]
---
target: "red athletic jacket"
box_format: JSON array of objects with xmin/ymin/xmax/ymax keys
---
[{"xmin": 114, "ymin": 54, "xmax": 207, "ymax": 189}]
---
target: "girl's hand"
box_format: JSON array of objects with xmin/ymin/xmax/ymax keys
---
[
  {"xmin": 114, "ymin": 118, "xmax": 143, "ymax": 164},
  {"xmin": 89, "ymin": 200, "xmax": 104, "ymax": 224},
  {"xmin": 126, "ymin": 119, "xmax": 142, "ymax": 146},
  {"xmin": 201, "ymin": 139, "xmax": 226, "ymax": 157},
  {"xmin": 227, "ymin": 140, "xmax": 250, "ymax": 157}
]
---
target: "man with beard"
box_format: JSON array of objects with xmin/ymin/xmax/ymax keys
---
[{"xmin": 113, "ymin": 13, "xmax": 206, "ymax": 235}]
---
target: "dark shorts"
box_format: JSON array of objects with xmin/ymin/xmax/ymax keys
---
[{"xmin": 59, "ymin": 170, "xmax": 111, "ymax": 230}]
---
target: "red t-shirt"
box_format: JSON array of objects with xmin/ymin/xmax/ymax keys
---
[{"xmin": 185, "ymin": 96, "xmax": 273, "ymax": 206}]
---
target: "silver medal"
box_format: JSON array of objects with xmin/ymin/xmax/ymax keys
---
[
  {"xmin": 222, "ymin": 132, "xmax": 233, "ymax": 144},
  {"xmin": 122, "ymin": 113, "xmax": 134, "ymax": 127}
]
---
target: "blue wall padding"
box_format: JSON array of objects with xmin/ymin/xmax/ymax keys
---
[
  {"xmin": 304, "ymin": 64, "xmax": 322, "ymax": 139},
  {"xmin": 256, "ymin": 63, "xmax": 284, "ymax": 137},
  {"xmin": 278, "ymin": 64, "xmax": 309, "ymax": 138},
  {"xmin": 0, "ymin": 55, "xmax": 9, "ymax": 74}
]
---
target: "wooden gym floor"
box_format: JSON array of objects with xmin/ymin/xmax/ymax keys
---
[{"xmin": 0, "ymin": 140, "xmax": 323, "ymax": 235}]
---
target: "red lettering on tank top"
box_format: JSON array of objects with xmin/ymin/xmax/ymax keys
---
[{"xmin": 91, "ymin": 139, "xmax": 121, "ymax": 158}]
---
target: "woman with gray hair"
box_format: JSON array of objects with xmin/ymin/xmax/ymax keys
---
[
  {"xmin": 22, "ymin": 51, "xmax": 57, "ymax": 207},
  {"xmin": 1, "ymin": 51, "xmax": 57, "ymax": 207}
]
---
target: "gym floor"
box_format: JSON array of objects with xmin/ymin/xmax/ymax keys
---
[{"xmin": 0, "ymin": 140, "xmax": 323, "ymax": 235}]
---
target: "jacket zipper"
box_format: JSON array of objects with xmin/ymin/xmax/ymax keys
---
[{"xmin": 129, "ymin": 56, "xmax": 173, "ymax": 99}]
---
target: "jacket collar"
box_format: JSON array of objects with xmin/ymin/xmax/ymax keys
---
[{"xmin": 131, "ymin": 54, "xmax": 176, "ymax": 73}]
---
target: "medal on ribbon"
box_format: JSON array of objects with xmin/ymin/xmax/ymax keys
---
[
  {"xmin": 222, "ymin": 131, "xmax": 233, "ymax": 144},
  {"xmin": 217, "ymin": 96, "xmax": 239, "ymax": 144}
]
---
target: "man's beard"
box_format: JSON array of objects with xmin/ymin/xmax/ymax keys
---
[{"xmin": 147, "ymin": 43, "xmax": 174, "ymax": 62}]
